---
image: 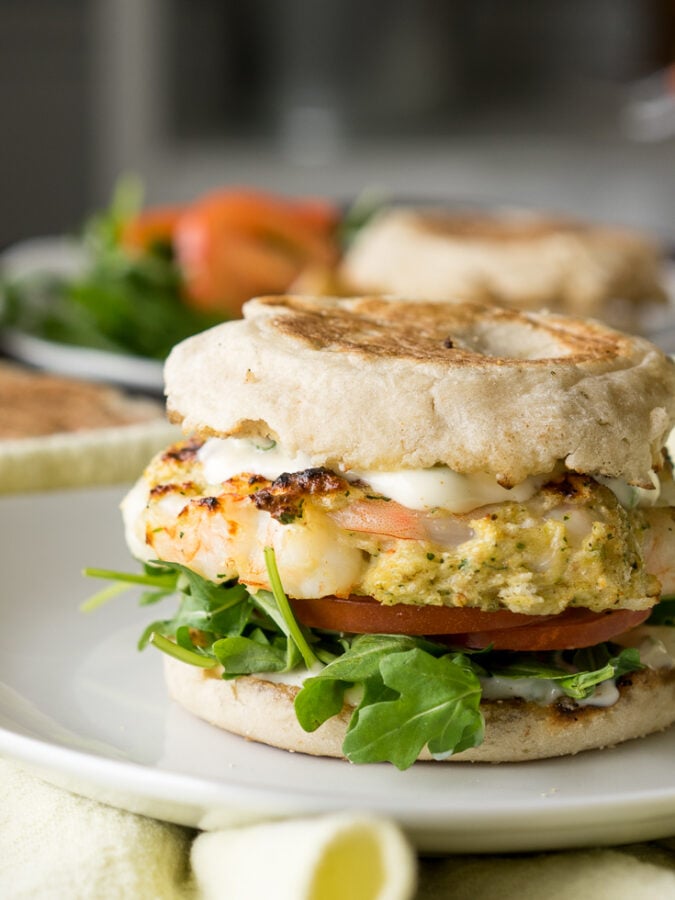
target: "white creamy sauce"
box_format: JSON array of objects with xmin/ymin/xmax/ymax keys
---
[
  {"xmin": 121, "ymin": 479, "xmax": 153, "ymax": 561},
  {"xmin": 480, "ymin": 675, "xmax": 620, "ymax": 708},
  {"xmin": 480, "ymin": 676, "xmax": 565, "ymax": 706},
  {"xmin": 252, "ymin": 662, "xmax": 324, "ymax": 688},
  {"xmin": 347, "ymin": 468, "xmax": 545, "ymax": 513},
  {"xmin": 198, "ymin": 437, "xmax": 545, "ymax": 513},
  {"xmin": 596, "ymin": 470, "xmax": 661, "ymax": 509},
  {"xmin": 197, "ymin": 436, "xmax": 660, "ymax": 513},
  {"xmin": 198, "ymin": 437, "xmax": 314, "ymax": 485},
  {"xmin": 479, "ymin": 632, "xmax": 675, "ymax": 709},
  {"xmin": 576, "ymin": 679, "xmax": 620, "ymax": 708}
]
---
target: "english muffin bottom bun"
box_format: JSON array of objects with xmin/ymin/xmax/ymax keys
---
[
  {"xmin": 339, "ymin": 208, "xmax": 667, "ymax": 326},
  {"xmin": 118, "ymin": 296, "xmax": 675, "ymax": 768}
]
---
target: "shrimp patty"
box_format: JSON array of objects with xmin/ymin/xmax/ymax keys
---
[{"xmin": 122, "ymin": 438, "xmax": 674, "ymax": 616}]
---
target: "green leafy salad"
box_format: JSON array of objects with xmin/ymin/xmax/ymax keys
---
[
  {"xmin": 0, "ymin": 180, "xmax": 221, "ymax": 360},
  {"xmin": 84, "ymin": 549, "xmax": 655, "ymax": 770}
]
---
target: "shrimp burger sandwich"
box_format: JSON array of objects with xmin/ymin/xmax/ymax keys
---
[{"xmin": 111, "ymin": 295, "xmax": 675, "ymax": 769}]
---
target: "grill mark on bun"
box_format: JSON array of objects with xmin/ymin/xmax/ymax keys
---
[
  {"xmin": 412, "ymin": 211, "xmax": 581, "ymax": 242},
  {"xmin": 255, "ymin": 295, "xmax": 630, "ymax": 364}
]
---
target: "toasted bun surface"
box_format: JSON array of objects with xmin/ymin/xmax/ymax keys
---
[
  {"xmin": 340, "ymin": 208, "xmax": 667, "ymax": 318},
  {"xmin": 163, "ymin": 627, "xmax": 675, "ymax": 763},
  {"xmin": 164, "ymin": 295, "xmax": 675, "ymax": 486}
]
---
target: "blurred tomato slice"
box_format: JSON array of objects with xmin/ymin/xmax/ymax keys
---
[{"xmin": 173, "ymin": 188, "xmax": 339, "ymax": 317}]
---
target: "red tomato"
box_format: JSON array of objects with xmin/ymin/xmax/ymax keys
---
[
  {"xmin": 453, "ymin": 607, "xmax": 651, "ymax": 651},
  {"xmin": 288, "ymin": 595, "xmax": 652, "ymax": 651},
  {"xmin": 290, "ymin": 595, "xmax": 545, "ymax": 635},
  {"xmin": 119, "ymin": 206, "xmax": 183, "ymax": 253},
  {"xmin": 173, "ymin": 189, "xmax": 339, "ymax": 317}
]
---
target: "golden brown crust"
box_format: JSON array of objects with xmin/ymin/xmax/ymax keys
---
[
  {"xmin": 251, "ymin": 467, "xmax": 351, "ymax": 522},
  {"xmin": 409, "ymin": 210, "xmax": 581, "ymax": 242},
  {"xmin": 254, "ymin": 295, "xmax": 630, "ymax": 365},
  {"xmin": 0, "ymin": 361, "xmax": 162, "ymax": 438}
]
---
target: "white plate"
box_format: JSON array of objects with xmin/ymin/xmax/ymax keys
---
[
  {"xmin": 0, "ymin": 327, "xmax": 164, "ymax": 393},
  {"xmin": 3, "ymin": 487, "xmax": 675, "ymax": 854},
  {"xmin": 0, "ymin": 236, "xmax": 164, "ymax": 392}
]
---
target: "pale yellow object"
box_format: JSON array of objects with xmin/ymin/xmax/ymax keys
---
[
  {"xmin": 421, "ymin": 848, "xmax": 675, "ymax": 900},
  {"xmin": 0, "ymin": 419, "xmax": 180, "ymax": 494},
  {"xmin": 191, "ymin": 814, "xmax": 417, "ymax": 900},
  {"xmin": 0, "ymin": 758, "xmax": 192, "ymax": 899},
  {"xmin": 3, "ymin": 757, "xmax": 675, "ymax": 899}
]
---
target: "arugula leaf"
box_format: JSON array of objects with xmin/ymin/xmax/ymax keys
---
[
  {"xmin": 294, "ymin": 634, "xmax": 483, "ymax": 768},
  {"xmin": 138, "ymin": 618, "xmax": 177, "ymax": 650},
  {"xmin": 342, "ymin": 649, "xmax": 483, "ymax": 770},
  {"xmin": 213, "ymin": 635, "xmax": 287, "ymax": 676},
  {"xmin": 84, "ymin": 561, "xmax": 253, "ymax": 645},
  {"xmin": 300, "ymin": 633, "xmax": 427, "ymax": 683},
  {"xmin": 295, "ymin": 679, "xmax": 351, "ymax": 732},
  {"xmin": 293, "ymin": 634, "xmax": 435, "ymax": 732},
  {"xmin": 261, "ymin": 547, "xmax": 318, "ymax": 668},
  {"xmin": 149, "ymin": 631, "xmax": 215, "ymax": 667},
  {"xmin": 487, "ymin": 647, "xmax": 643, "ymax": 700}
]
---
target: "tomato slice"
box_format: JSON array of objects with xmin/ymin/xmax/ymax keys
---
[
  {"xmin": 288, "ymin": 595, "xmax": 652, "ymax": 651},
  {"xmin": 289, "ymin": 595, "xmax": 545, "ymax": 635},
  {"xmin": 453, "ymin": 607, "xmax": 652, "ymax": 651},
  {"xmin": 120, "ymin": 206, "xmax": 183, "ymax": 253},
  {"xmin": 173, "ymin": 189, "xmax": 339, "ymax": 317}
]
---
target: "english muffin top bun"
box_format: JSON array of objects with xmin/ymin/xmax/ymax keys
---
[
  {"xmin": 165, "ymin": 295, "xmax": 675, "ymax": 486},
  {"xmin": 113, "ymin": 296, "xmax": 675, "ymax": 768},
  {"xmin": 339, "ymin": 208, "xmax": 667, "ymax": 322}
]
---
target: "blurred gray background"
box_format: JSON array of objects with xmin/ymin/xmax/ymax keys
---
[{"xmin": 1, "ymin": 0, "xmax": 674, "ymax": 249}]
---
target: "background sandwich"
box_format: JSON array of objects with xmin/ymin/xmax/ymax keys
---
[
  {"xmin": 339, "ymin": 207, "xmax": 667, "ymax": 331},
  {"xmin": 98, "ymin": 296, "xmax": 675, "ymax": 768}
]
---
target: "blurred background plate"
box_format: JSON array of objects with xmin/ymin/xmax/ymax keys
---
[
  {"xmin": 0, "ymin": 236, "xmax": 164, "ymax": 393},
  {"xmin": 0, "ymin": 328, "xmax": 164, "ymax": 393}
]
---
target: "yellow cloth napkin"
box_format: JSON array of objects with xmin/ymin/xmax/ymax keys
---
[
  {"xmin": 0, "ymin": 759, "xmax": 415, "ymax": 900},
  {"xmin": 3, "ymin": 756, "xmax": 675, "ymax": 900}
]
